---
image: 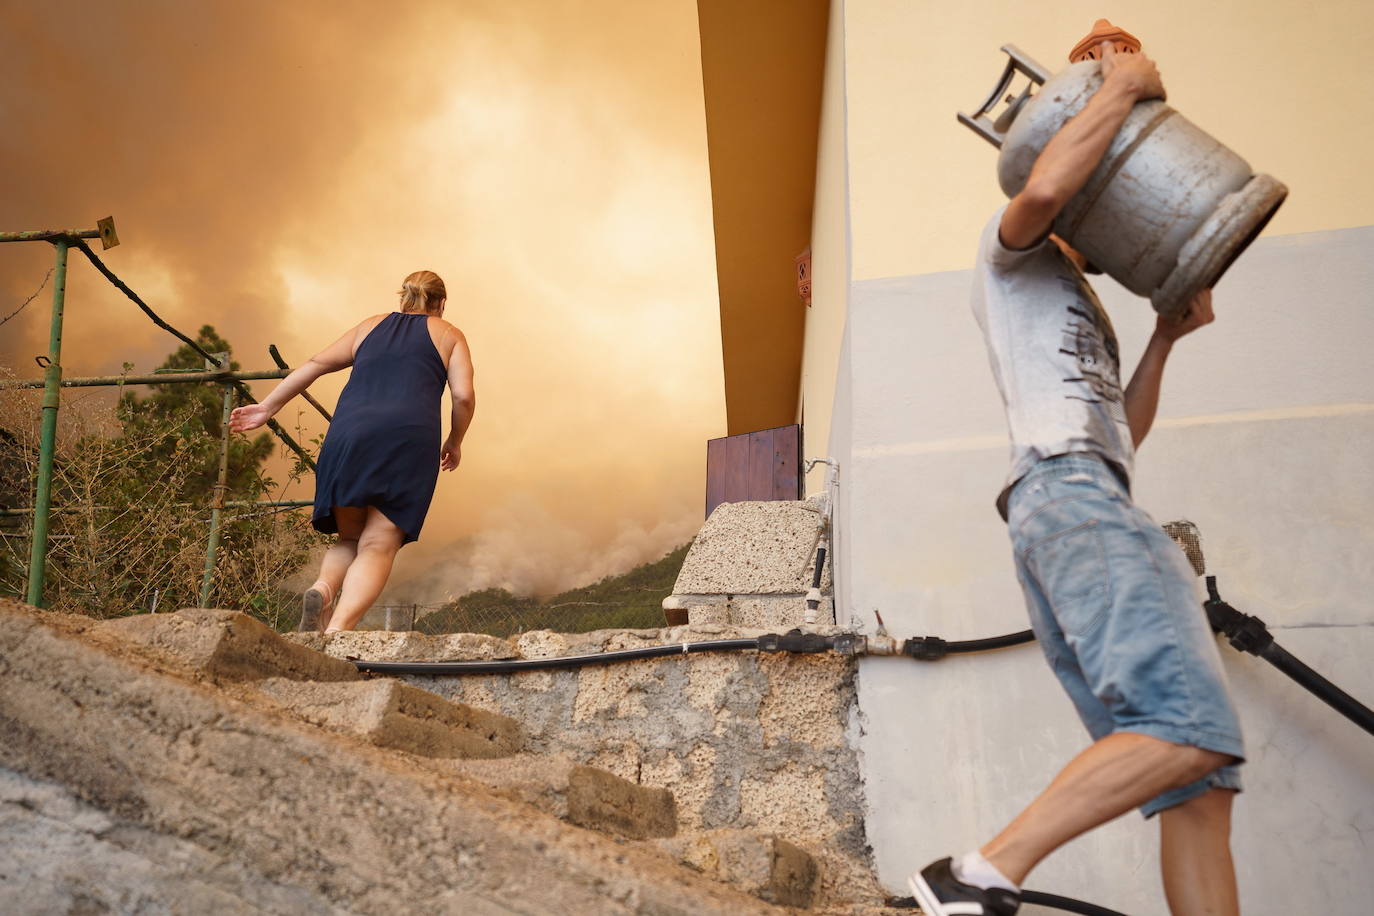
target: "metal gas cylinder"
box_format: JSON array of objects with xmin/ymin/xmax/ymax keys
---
[{"xmin": 959, "ymin": 46, "xmax": 1287, "ymax": 317}]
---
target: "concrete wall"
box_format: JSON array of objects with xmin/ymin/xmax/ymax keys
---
[
  {"xmin": 320, "ymin": 626, "xmax": 877, "ymax": 906},
  {"xmin": 832, "ymin": 225, "xmax": 1374, "ymax": 912}
]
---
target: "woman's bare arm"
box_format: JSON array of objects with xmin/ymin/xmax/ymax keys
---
[
  {"xmin": 228, "ymin": 321, "xmax": 364, "ymax": 433},
  {"xmin": 439, "ymin": 327, "xmax": 475, "ymax": 471}
]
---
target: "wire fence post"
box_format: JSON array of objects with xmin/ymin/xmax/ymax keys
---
[
  {"xmin": 199, "ymin": 353, "xmax": 232, "ymax": 608},
  {"xmin": 25, "ymin": 239, "xmax": 69, "ymax": 607}
]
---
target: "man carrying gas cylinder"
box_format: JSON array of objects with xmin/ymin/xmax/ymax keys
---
[{"xmin": 909, "ymin": 23, "xmax": 1244, "ymax": 916}]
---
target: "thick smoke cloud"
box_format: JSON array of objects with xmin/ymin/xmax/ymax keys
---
[{"xmin": 1, "ymin": 1, "xmax": 724, "ymax": 600}]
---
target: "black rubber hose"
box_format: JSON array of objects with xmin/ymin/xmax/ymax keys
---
[
  {"xmin": 351, "ymin": 638, "xmax": 760, "ymax": 675},
  {"xmin": 1205, "ymin": 581, "xmax": 1374, "ymax": 737},
  {"xmin": 903, "ymin": 629, "xmax": 1036, "ymax": 660},
  {"xmin": 1022, "ymin": 889, "xmax": 1128, "ymax": 915},
  {"xmin": 946, "ymin": 629, "xmax": 1036, "ymax": 653},
  {"xmin": 1260, "ymin": 641, "xmax": 1374, "ymax": 737},
  {"xmin": 888, "ymin": 891, "xmax": 1125, "ymax": 915}
]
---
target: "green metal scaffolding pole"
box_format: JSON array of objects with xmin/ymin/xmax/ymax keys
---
[
  {"xmin": 199, "ymin": 356, "xmax": 234, "ymax": 607},
  {"xmin": 3, "ymin": 217, "xmax": 322, "ymax": 606},
  {"xmin": 25, "ymin": 240, "xmax": 69, "ymax": 606},
  {"xmin": 0, "ymin": 368, "xmax": 289, "ymax": 389}
]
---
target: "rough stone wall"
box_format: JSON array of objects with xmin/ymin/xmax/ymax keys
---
[
  {"xmin": 0, "ymin": 600, "xmax": 792, "ymax": 916},
  {"xmin": 308, "ymin": 625, "xmax": 875, "ymax": 905}
]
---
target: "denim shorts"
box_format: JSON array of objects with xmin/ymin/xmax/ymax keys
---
[{"xmin": 1006, "ymin": 454, "xmax": 1244, "ymax": 817}]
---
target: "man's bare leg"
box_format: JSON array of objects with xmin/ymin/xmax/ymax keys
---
[
  {"xmin": 980, "ymin": 732, "xmax": 1232, "ymax": 886},
  {"xmin": 1160, "ymin": 788, "xmax": 1238, "ymax": 915}
]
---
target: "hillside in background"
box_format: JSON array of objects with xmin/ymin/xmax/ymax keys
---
[{"xmin": 416, "ymin": 542, "xmax": 690, "ymax": 637}]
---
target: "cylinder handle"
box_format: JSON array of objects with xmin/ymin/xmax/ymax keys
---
[{"xmin": 957, "ymin": 44, "xmax": 1053, "ymax": 149}]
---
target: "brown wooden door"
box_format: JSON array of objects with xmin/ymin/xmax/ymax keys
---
[{"xmin": 704, "ymin": 424, "xmax": 800, "ymax": 518}]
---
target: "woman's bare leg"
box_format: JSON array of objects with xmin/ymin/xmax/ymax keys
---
[
  {"xmin": 324, "ymin": 507, "xmax": 404, "ymax": 632},
  {"xmin": 309, "ymin": 506, "xmax": 365, "ymax": 631}
]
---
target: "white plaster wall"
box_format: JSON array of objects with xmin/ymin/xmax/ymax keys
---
[{"xmin": 831, "ymin": 226, "xmax": 1374, "ymax": 912}]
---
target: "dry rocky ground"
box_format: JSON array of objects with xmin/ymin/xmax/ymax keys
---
[{"xmin": 0, "ymin": 599, "xmax": 911, "ymax": 915}]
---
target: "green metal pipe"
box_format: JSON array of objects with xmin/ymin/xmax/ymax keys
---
[
  {"xmin": 268, "ymin": 344, "xmax": 333, "ymax": 421},
  {"xmin": 0, "ymin": 368, "xmax": 289, "ymax": 389},
  {"xmin": 227, "ymin": 379, "xmax": 318, "ymax": 472},
  {"xmin": 199, "ymin": 369, "xmax": 234, "ymax": 607},
  {"xmin": 0, "ymin": 500, "xmax": 314, "ymax": 519},
  {"xmin": 0, "ymin": 229, "xmax": 101, "ymax": 243},
  {"xmin": 26, "ymin": 240, "xmax": 69, "ymax": 607}
]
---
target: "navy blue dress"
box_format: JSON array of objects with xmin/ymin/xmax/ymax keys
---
[{"xmin": 312, "ymin": 312, "xmax": 446, "ymax": 544}]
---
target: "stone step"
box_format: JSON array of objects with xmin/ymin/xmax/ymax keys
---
[
  {"xmin": 96, "ymin": 607, "xmax": 359, "ymax": 683},
  {"xmin": 655, "ymin": 829, "xmax": 819, "ymax": 909},
  {"xmin": 256, "ymin": 676, "xmax": 523, "ymax": 760},
  {"xmin": 0, "ymin": 599, "xmax": 788, "ymax": 915},
  {"xmin": 438, "ymin": 755, "xmax": 678, "ymax": 841}
]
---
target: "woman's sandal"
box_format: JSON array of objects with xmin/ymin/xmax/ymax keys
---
[{"xmin": 299, "ymin": 583, "xmax": 334, "ymax": 633}]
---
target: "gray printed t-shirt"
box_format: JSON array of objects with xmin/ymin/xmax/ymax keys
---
[{"xmin": 971, "ymin": 206, "xmax": 1134, "ymax": 518}]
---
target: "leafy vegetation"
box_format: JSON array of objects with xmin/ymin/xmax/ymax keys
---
[
  {"xmin": 416, "ymin": 542, "xmax": 690, "ymax": 636},
  {"xmin": 0, "ymin": 326, "xmax": 324, "ymax": 626}
]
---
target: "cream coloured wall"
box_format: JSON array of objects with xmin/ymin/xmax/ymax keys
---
[
  {"xmin": 800, "ymin": 0, "xmax": 851, "ymax": 494},
  {"xmin": 807, "ymin": 1, "xmax": 1374, "ymax": 909},
  {"xmin": 843, "ymin": 0, "xmax": 1374, "ymax": 281}
]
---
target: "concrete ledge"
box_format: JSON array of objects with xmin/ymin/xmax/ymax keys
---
[
  {"xmin": 257, "ymin": 677, "xmax": 523, "ymax": 759},
  {"xmin": 684, "ymin": 595, "xmax": 835, "ymax": 629},
  {"xmin": 289, "ymin": 629, "xmax": 516, "ymax": 662},
  {"xmin": 97, "ymin": 608, "xmax": 359, "ymax": 683}
]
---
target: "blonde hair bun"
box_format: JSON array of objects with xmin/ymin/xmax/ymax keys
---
[{"xmin": 398, "ymin": 270, "xmax": 447, "ymax": 314}]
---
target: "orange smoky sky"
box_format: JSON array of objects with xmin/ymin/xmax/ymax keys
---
[{"xmin": 0, "ymin": 1, "xmax": 725, "ymax": 601}]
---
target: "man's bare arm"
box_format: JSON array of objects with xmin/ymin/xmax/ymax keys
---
[
  {"xmin": 1124, "ymin": 290, "xmax": 1214, "ymax": 447},
  {"xmin": 999, "ymin": 43, "xmax": 1165, "ymax": 250}
]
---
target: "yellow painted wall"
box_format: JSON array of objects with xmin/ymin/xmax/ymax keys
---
[
  {"xmin": 800, "ymin": 0, "xmax": 851, "ymax": 494},
  {"xmin": 844, "ymin": 0, "xmax": 1374, "ymax": 281}
]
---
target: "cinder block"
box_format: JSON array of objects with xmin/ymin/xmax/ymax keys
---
[
  {"xmin": 97, "ymin": 608, "xmax": 359, "ymax": 683},
  {"xmin": 289, "ymin": 629, "xmax": 517, "ymax": 662},
  {"xmin": 673, "ymin": 501, "xmax": 832, "ymax": 595},
  {"xmin": 658, "ymin": 829, "xmax": 818, "ymax": 908},
  {"xmin": 257, "ymin": 677, "xmax": 522, "ymax": 759},
  {"xmin": 442, "ymin": 756, "xmax": 677, "ymax": 841},
  {"xmin": 567, "ymin": 763, "xmax": 678, "ymax": 840}
]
